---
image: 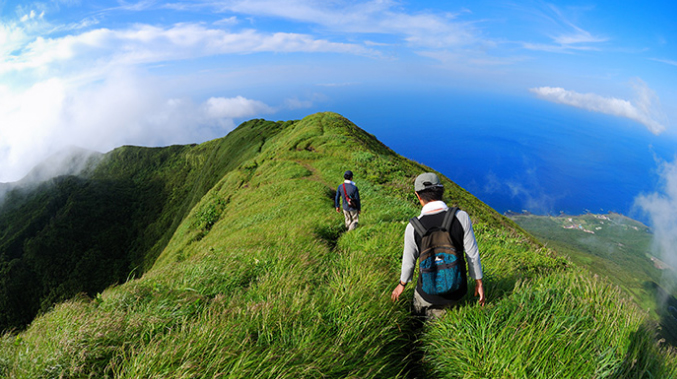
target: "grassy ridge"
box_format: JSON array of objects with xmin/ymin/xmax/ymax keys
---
[
  {"xmin": 0, "ymin": 112, "xmax": 675, "ymax": 377},
  {"xmin": 0, "ymin": 119, "xmax": 281, "ymax": 331}
]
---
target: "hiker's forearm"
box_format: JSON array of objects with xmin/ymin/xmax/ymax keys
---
[{"xmin": 399, "ymin": 224, "xmax": 418, "ymax": 284}]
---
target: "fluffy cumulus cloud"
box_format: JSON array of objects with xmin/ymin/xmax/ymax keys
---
[
  {"xmin": 0, "ymin": 70, "xmax": 276, "ymax": 183},
  {"xmin": 635, "ymin": 158, "xmax": 677, "ymax": 280},
  {"xmin": 203, "ymin": 96, "xmax": 274, "ymax": 120},
  {"xmin": 530, "ymin": 79, "xmax": 667, "ymax": 135}
]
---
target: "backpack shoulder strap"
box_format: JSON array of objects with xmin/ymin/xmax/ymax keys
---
[
  {"xmin": 441, "ymin": 207, "xmax": 459, "ymax": 231},
  {"xmin": 409, "ymin": 217, "xmax": 427, "ymax": 237}
]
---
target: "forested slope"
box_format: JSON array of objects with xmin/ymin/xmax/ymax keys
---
[
  {"xmin": 0, "ymin": 112, "xmax": 674, "ymax": 378},
  {"xmin": 0, "ymin": 119, "xmax": 284, "ymax": 330}
]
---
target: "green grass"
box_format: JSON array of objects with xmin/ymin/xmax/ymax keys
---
[
  {"xmin": 0, "ymin": 119, "xmax": 283, "ymax": 331},
  {"xmin": 0, "ymin": 112, "xmax": 675, "ymax": 378},
  {"xmin": 424, "ymin": 269, "xmax": 676, "ymax": 378},
  {"xmin": 509, "ymin": 214, "xmax": 669, "ymax": 315}
]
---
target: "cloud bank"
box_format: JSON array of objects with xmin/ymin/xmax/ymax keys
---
[
  {"xmin": 0, "ymin": 70, "xmax": 279, "ymax": 183},
  {"xmin": 530, "ymin": 79, "xmax": 667, "ymax": 135},
  {"xmin": 635, "ymin": 158, "xmax": 677, "ymax": 283},
  {"xmin": 0, "ymin": 19, "xmax": 335, "ymax": 183}
]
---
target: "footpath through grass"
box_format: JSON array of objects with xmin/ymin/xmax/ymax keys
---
[{"xmin": 0, "ymin": 112, "xmax": 675, "ymax": 378}]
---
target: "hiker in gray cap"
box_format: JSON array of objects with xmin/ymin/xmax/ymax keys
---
[
  {"xmin": 391, "ymin": 172, "xmax": 485, "ymax": 319},
  {"xmin": 335, "ymin": 170, "xmax": 361, "ymax": 231}
]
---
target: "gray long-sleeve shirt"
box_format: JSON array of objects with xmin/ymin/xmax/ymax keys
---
[{"xmin": 399, "ymin": 200, "xmax": 483, "ymax": 285}]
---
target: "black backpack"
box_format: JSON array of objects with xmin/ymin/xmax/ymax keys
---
[{"xmin": 409, "ymin": 208, "xmax": 465, "ymax": 297}]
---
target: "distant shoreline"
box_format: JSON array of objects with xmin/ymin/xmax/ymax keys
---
[{"xmin": 505, "ymin": 209, "xmax": 630, "ymax": 219}]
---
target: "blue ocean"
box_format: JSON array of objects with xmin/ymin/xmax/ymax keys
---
[{"xmin": 326, "ymin": 88, "xmax": 677, "ymax": 223}]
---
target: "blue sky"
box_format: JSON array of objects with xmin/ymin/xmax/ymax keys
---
[{"xmin": 0, "ymin": 0, "xmax": 675, "ymax": 183}]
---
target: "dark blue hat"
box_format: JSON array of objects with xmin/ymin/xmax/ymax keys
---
[{"xmin": 344, "ymin": 170, "xmax": 353, "ymax": 179}]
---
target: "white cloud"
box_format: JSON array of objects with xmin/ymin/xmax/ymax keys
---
[
  {"xmin": 505, "ymin": 180, "xmax": 557, "ymax": 214},
  {"xmin": 203, "ymin": 96, "xmax": 274, "ymax": 119},
  {"xmin": 635, "ymin": 158, "xmax": 677, "ymax": 276},
  {"xmin": 483, "ymin": 171, "xmax": 501, "ymax": 194},
  {"xmin": 522, "ymin": 42, "xmax": 600, "ymax": 53},
  {"xmin": 116, "ymin": 0, "xmax": 158, "ymax": 12},
  {"xmin": 651, "ymin": 58, "xmax": 677, "ymax": 67},
  {"xmin": 518, "ymin": 3, "xmax": 607, "ymax": 53},
  {"xmin": 0, "ymin": 15, "xmax": 353, "ymax": 183},
  {"xmin": 0, "ymin": 23, "xmax": 378, "ymax": 76},
  {"xmin": 214, "ymin": 16, "xmax": 239, "ymax": 26},
  {"xmin": 0, "ymin": 21, "xmax": 31, "ymax": 57},
  {"xmin": 552, "ymin": 30, "xmax": 606, "ymax": 45},
  {"xmin": 173, "ymin": 0, "xmax": 480, "ymax": 50},
  {"xmin": 529, "ymin": 79, "xmax": 667, "ymax": 135},
  {"xmin": 0, "ymin": 70, "xmax": 277, "ymax": 183}
]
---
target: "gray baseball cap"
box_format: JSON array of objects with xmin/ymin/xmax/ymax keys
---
[{"xmin": 414, "ymin": 172, "xmax": 444, "ymax": 192}]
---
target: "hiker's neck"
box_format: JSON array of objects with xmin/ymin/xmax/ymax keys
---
[{"xmin": 418, "ymin": 198, "xmax": 442, "ymax": 207}]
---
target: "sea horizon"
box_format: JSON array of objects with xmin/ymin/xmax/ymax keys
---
[{"xmin": 333, "ymin": 89, "xmax": 677, "ymax": 226}]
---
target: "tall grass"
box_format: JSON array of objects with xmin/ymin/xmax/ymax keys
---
[
  {"xmin": 0, "ymin": 112, "xmax": 675, "ymax": 378},
  {"xmin": 423, "ymin": 270, "xmax": 677, "ymax": 378}
]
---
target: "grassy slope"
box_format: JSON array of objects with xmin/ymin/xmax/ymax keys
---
[
  {"xmin": 510, "ymin": 213, "xmax": 677, "ymax": 348},
  {"xmin": 0, "ymin": 119, "xmax": 281, "ymax": 331},
  {"xmin": 508, "ymin": 214, "xmax": 659, "ymax": 311},
  {"xmin": 0, "ymin": 112, "xmax": 675, "ymax": 378}
]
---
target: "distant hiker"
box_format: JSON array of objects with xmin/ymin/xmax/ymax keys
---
[
  {"xmin": 335, "ymin": 170, "xmax": 361, "ymax": 231},
  {"xmin": 391, "ymin": 172, "xmax": 485, "ymax": 319}
]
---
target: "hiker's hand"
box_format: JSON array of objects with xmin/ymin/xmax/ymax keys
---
[
  {"xmin": 335, "ymin": 207, "xmax": 340, "ymax": 213},
  {"xmin": 474, "ymin": 279, "xmax": 485, "ymax": 306},
  {"xmin": 391, "ymin": 283, "xmax": 405, "ymax": 302}
]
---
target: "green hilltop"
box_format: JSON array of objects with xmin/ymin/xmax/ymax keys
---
[{"xmin": 0, "ymin": 112, "xmax": 675, "ymax": 378}]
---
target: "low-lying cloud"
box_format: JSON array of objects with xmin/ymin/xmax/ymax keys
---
[
  {"xmin": 505, "ymin": 181, "xmax": 558, "ymax": 215},
  {"xmin": 635, "ymin": 158, "xmax": 677, "ymax": 272},
  {"xmin": 0, "ymin": 14, "xmax": 340, "ymax": 185},
  {"xmin": 530, "ymin": 79, "xmax": 667, "ymax": 135},
  {"xmin": 480, "ymin": 170, "xmax": 559, "ymax": 215},
  {"xmin": 0, "ymin": 70, "xmax": 281, "ymax": 183}
]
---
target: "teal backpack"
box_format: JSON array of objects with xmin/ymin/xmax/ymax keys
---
[{"xmin": 409, "ymin": 208, "xmax": 464, "ymax": 296}]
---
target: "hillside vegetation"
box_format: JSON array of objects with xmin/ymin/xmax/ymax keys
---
[
  {"xmin": 0, "ymin": 120, "xmax": 279, "ymax": 331},
  {"xmin": 508, "ymin": 214, "xmax": 658, "ymax": 308},
  {"xmin": 509, "ymin": 212, "xmax": 677, "ymax": 346},
  {"xmin": 0, "ymin": 112, "xmax": 675, "ymax": 378}
]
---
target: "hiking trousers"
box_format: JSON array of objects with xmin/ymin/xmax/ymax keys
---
[
  {"xmin": 413, "ymin": 289, "xmax": 456, "ymax": 320},
  {"xmin": 343, "ymin": 209, "xmax": 359, "ymax": 231}
]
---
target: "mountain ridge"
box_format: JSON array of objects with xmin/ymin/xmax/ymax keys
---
[{"xmin": 0, "ymin": 112, "xmax": 674, "ymax": 377}]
